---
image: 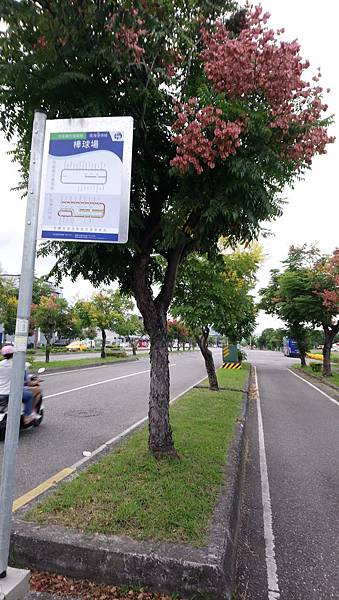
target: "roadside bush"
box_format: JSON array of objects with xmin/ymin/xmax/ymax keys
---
[
  {"xmin": 50, "ymin": 347, "xmax": 69, "ymax": 353},
  {"xmin": 310, "ymin": 363, "xmax": 322, "ymax": 373},
  {"xmin": 105, "ymin": 350, "xmax": 127, "ymax": 358},
  {"xmin": 238, "ymin": 349, "xmax": 247, "ymax": 363}
]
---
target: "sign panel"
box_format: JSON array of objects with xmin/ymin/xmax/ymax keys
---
[{"xmin": 38, "ymin": 116, "xmax": 133, "ymax": 243}]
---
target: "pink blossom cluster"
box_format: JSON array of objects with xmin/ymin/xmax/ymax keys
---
[
  {"xmin": 171, "ymin": 99, "xmax": 243, "ymax": 174},
  {"xmin": 171, "ymin": 4, "xmax": 334, "ymax": 174},
  {"xmin": 105, "ymin": 10, "xmax": 146, "ymax": 64},
  {"xmin": 201, "ymin": 5, "xmax": 334, "ymax": 165},
  {"xmin": 321, "ymin": 249, "xmax": 339, "ymax": 310}
]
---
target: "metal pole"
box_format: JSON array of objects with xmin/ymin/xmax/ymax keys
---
[{"xmin": 0, "ymin": 110, "xmax": 46, "ymax": 577}]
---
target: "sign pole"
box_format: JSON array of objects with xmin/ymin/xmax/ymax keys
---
[{"xmin": 0, "ymin": 110, "xmax": 46, "ymax": 577}]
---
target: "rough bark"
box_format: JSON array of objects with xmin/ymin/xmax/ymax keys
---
[
  {"xmin": 45, "ymin": 338, "xmax": 51, "ymax": 363},
  {"xmin": 101, "ymin": 329, "xmax": 106, "ymax": 359},
  {"xmin": 300, "ymin": 350, "xmax": 306, "ymax": 368},
  {"xmin": 196, "ymin": 326, "xmax": 219, "ymax": 391},
  {"xmin": 131, "ymin": 339, "xmax": 137, "ymax": 356},
  {"xmin": 133, "ymin": 249, "xmax": 185, "ymax": 457},
  {"xmin": 322, "ymin": 323, "xmax": 339, "ymax": 376}
]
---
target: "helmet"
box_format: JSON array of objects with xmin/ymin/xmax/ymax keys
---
[{"xmin": 1, "ymin": 345, "xmax": 15, "ymax": 356}]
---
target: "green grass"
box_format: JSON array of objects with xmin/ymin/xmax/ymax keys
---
[
  {"xmin": 31, "ymin": 356, "xmax": 137, "ymax": 370},
  {"xmin": 294, "ymin": 364, "xmax": 339, "ymax": 388},
  {"xmin": 27, "ymin": 364, "xmax": 249, "ymax": 546}
]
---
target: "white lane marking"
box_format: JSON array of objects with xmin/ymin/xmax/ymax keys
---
[
  {"xmin": 71, "ymin": 372, "xmax": 208, "ymax": 470},
  {"xmin": 288, "ymin": 369, "xmax": 338, "ymax": 406},
  {"xmin": 41, "ymin": 359, "xmax": 148, "ymax": 377},
  {"xmin": 254, "ymin": 366, "xmax": 280, "ymax": 600},
  {"xmin": 44, "ymin": 364, "xmax": 176, "ymax": 399}
]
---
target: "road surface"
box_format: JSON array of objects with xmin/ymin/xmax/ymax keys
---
[
  {"xmin": 236, "ymin": 349, "xmax": 339, "ymax": 600},
  {"xmin": 0, "ymin": 349, "xmax": 221, "ymax": 499}
]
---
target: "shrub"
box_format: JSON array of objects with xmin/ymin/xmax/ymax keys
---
[
  {"xmin": 238, "ymin": 349, "xmax": 247, "ymax": 363},
  {"xmin": 310, "ymin": 363, "xmax": 322, "ymax": 373},
  {"xmin": 105, "ymin": 350, "xmax": 127, "ymax": 358}
]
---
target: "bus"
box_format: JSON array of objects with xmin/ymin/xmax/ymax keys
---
[{"xmin": 283, "ymin": 337, "xmax": 300, "ymax": 358}]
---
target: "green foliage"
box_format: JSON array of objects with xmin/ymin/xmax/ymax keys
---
[
  {"xmin": 74, "ymin": 290, "xmax": 134, "ymax": 335},
  {"xmin": 257, "ymin": 327, "xmax": 286, "ymax": 350},
  {"xmin": 237, "ymin": 348, "xmax": 247, "ymax": 363},
  {"xmin": 310, "ymin": 363, "xmax": 322, "ymax": 373},
  {"xmin": 32, "ymin": 295, "xmax": 74, "ymax": 343},
  {"xmin": 172, "ymin": 246, "xmax": 262, "ymax": 342},
  {"xmin": 0, "ymin": 0, "xmax": 301, "ymax": 298}
]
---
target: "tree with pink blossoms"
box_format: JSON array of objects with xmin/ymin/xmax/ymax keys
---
[{"xmin": 0, "ymin": 1, "xmax": 335, "ymax": 456}]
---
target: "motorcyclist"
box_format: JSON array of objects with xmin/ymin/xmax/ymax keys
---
[{"xmin": 0, "ymin": 345, "xmax": 37, "ymax": 424}]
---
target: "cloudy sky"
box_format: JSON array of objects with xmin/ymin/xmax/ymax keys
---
[{"xmin": 0, "ymin": 0, "xmax": 338, "ymax": 333}]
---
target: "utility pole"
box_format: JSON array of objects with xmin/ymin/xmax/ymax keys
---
[{"xmin": 0, "ymin": 110, "xmax": 46, "ymax": 577}]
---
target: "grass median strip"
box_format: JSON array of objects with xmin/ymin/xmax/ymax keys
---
[
  {"xmin": 27, "ymin": 364, "xmax": 248, "ymax": 546},
  {"xmin": 31, "ymin": 356, "xmax": 137, "ymax": 370},
  {"xmin": 293, "ymin": 364, "xmax": 339, "ymax": 388}
]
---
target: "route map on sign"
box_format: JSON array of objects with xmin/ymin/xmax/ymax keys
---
[{"xmin": 38, "ymin": 119, "xmax": 133, "ymax": 244}]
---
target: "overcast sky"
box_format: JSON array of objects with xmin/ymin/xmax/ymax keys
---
[{"xmin": 0, "ymin": 0, "xmax": 338, "ymax": 334}]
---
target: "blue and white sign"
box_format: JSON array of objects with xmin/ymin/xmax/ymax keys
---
[{"xmin": 38, "ymin": 116, "xmax": 133, "ymax": 243}]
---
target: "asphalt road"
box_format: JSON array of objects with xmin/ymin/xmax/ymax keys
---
[
  {"xmin": 0, "ymin": 349, "xmax": 221, "ymax": 499},
  {"xmin": 236, "ymin": 350, "xmax": 339, "ymax": 600}
]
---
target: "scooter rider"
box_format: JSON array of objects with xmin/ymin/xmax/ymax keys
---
[{"xmin": 0, "ymin": 345, "xmax": 37, "ymax": 425}]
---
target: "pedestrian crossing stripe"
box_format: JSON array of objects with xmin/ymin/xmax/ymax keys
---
[{"xmin": 222, "ymin": 363, "xmax": 241, "ymax": 369}]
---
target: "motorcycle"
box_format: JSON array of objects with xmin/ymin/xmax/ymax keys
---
[{"xmin": 0, "ymin": 367, "xmax": 45, "ymax": 438}]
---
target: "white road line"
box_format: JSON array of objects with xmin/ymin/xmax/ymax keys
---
[
  {"xmin": 288, "ymin": 369, "xmax": 338, "ymax": 406},
  {"xmin": 42, "ymin": 360, "xmax": 148, "ymax": 377},
  {"xmin": 70, "ymin": 372, "xmax": 208, "ymax": 469},
  {"xmin": 44, "ymin": 364, "xmax": 176, "ymax": 399},
  {"xmin": 254, "ymin": 366, "xmax": 280, "ymax": 600}
]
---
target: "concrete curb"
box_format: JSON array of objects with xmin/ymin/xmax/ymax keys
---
[{"xmin": 11, "ymin": 370, "xmax": 252, "ymax": 600}]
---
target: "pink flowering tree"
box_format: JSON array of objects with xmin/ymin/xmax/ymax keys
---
[
  {"xmin": 0, "ymin": 2, "xmax": 334, "ymax": 456},
  {"xmin": 260, "ymin": 246, "xmax": 339, "ymax": 376}
]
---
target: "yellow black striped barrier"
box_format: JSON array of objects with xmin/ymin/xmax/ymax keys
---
[
  {"xmin": 223, "ymin": 363, "xmax": 242, "ymax": 370},
  {"xmin": 223, "ymin": 346, "xmax": 230, "ymax": 359}
]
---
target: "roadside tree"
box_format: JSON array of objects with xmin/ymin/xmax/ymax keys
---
[
  {"xmin": 0, "ymin": 2, "xmax": 334, "ymax": 455},
  {"xmin": 167, "ymin": 320, "xmax": 190, "ymax": 352},
  {"xmin": 115, "ymin": 313, "xmax": 145, "ymax": 355},
  {"xmin": 172, "ymin": 247, "xmax": 261, "ymax": 389},
  {"xmin": 32, "ymin": 295, "xmax": 74, "ymax": 362},
  {"xmin": 260, "ymin": 246, "xmax": 339, "ymax": 375},
  {"xmin": 74, "ymin": 291, "xmax": 134, "ymax": 358}
]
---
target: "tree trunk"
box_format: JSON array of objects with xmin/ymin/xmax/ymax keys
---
[
  {"xmin": 133, "ymin": 250, "xmax": 185, "ymax": 457},
  {"xmin": 196, "ymin": 326, "xmax": 219, "ymax": 391},
  {"xmin": 101, "ymin": 329, "xmax": 106, "ymax": 359},
  {"xmin": 322, "ymin": 326, "xmax": 334, "ymax": 377},
  {"xmin": 34, "ymin": 328, "xmax": 39, "ymax": 350},
  {"xmin": 148, "ymin": 317, "xmax": 174, "ymax": 456},
  {"xmin": 322, "ymin": 336, "xmax": 332, "ymax": 376},
  {"xmin": 45, "ymin": 339, "xmax": 51, "ymax": 363},
  {"xmin": 300, "ymin": 350, "xmax": 306, "ymax": 367},
  {"xmin": 131, "ymin": 339, "xmax": 137, "ymax": 356}
]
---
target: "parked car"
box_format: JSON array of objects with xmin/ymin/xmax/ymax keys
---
[{"xmin": 66, "ymin": 341, "xmax": 89, "ymax": 352}]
